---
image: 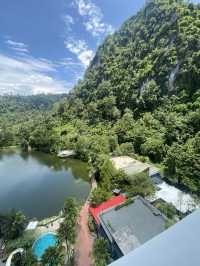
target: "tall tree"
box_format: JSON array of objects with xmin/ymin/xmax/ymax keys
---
[
  {"xmin": 58, "ymin": 198, "xmax": 78, "ymax": 263},
  {"xmin": 41, "ymin": 246, "xmax": 64, "ymax": 266}
]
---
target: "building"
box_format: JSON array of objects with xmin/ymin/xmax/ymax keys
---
[
  {"xmin": 111, "ymin": 156, "xmax": 199, "ymax": 214},
  {"xmin": 90, "ymin": 196, "xmax": 166, "ymax": 260},
  {"xmin": 111, "ymin": 156, "xmax": 151, "ymax": 176},
  {"xmin": 89, "ymin": 195, "xmax": 126, "ymax": 225},
  {"xmin": 148, "ymin": 181, "xmax": 199, "ymax": 214},
  {"xmin": 109, "ymin": 208, "xmax": 200, "ymax": 266},
  {"xmin": 25, "ymin": 221, "xmax": 38, "ymax": 231},
  {"xmin": 111, "ymin": 156, "xmax": 160, "ymax": 178}
]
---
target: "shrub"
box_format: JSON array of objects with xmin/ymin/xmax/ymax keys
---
[
  {"xmin": 93, "ymin": 238, "xmax": 110, "ymax": 266},
  {"xmin": 119, "ymin": 142, "xmax": 134, "ymax": 156},
  {"xmin": 154, "ymin": 201, "xmax": 177, "ymax": 220},
  {"xmin": 90, "ymin": 188, "xmax": 112, "ymax": 207}
]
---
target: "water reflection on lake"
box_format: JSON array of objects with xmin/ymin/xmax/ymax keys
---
[{"xmin": 0, "ymin": 149, "xmax": 90, "ymax": 219}]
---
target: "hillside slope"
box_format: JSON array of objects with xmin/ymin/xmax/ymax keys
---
[
  {"xmin": 58, "ymin": 0, "xmax": 199, "ymax": 194},
  {"xmin": 0, "ymin": 94, "xmax": 66, "ymax": 114},
  {"xmin": 0, "ymin": 94, "xmax": 65, "ymax": 148},
  {"xmin": 74, "ymin": 0, "xmax": 200, "ymax": 112},
  {"xmin": 1, "ymin": 0, "xmax": 199, "ymax": 195}
]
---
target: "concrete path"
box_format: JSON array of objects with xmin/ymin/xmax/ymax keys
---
[{"xmin": 6, "ymin": 248, "xmax": 23, "ymax": 266}]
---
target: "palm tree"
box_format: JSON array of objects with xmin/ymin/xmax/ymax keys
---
[
  {"xmin": 58, "ymin": 198, "xmax": 78, "ymax": 264},
  {"xmin": 58, "ymin": 219, "xmax": 76, "ymax": 262},
  {"xmin": 41, "ymin": 245, "xmax": 64, "ymax": 266},
  {"xmin": 62, "ymin": 197, "xmax": 78, "ymax": 219}
]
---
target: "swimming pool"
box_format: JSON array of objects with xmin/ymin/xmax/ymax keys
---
[{"xmin": 32, "ymin": 233, "xmax": 58, "ymax": 259}]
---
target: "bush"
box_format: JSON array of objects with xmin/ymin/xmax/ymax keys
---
[
  {"xmin": 5, "ymin": 232, "xmax": 35, "ymax": 254},
  {"xmin": 154, "ymin": 201, "xmax": 177, "ymax": 220},
  {"xmin": 141, "ymin": 136, "xmax": 165, "ymax": 162},
  {"xmin": 90, "ymin": 188, "xmax": 112, "ymax": 207},
  {"xmin": 88, "ymin": 214, "xmax": 96, "ymax": 233},
  {"xmin": 93, "ymin": 238, "xmax": 110, "ymax": 266},
  {"xmin": 127, "ymin": 172, "xmax": 155, "ymax": 197},
  {"xmin": 118, "ymin": 142, "xmax": 134, "ymax": 156}
]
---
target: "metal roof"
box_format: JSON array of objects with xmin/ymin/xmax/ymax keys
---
[
  {"xmin": 99, "ymin": 196, "xmax": 166, "ymax": 255},
  {"xmin": 109, "ymin": 208, "xmax": 200, "ymax": 266},
  {"xmin": 149, "ymin": 181, "xmax": 199, "ymax": 213}
]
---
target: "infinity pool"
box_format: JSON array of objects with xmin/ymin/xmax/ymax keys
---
[{"xmin": 32, "ymin": 233, "xmax": 57, "ymax": 259}]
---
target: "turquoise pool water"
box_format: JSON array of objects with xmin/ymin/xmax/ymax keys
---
[{"xmin": 32, "ymin": 233, "xmax": 57, "ymax": 259}]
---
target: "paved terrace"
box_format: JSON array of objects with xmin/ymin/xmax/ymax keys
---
[{"xmin": 111, "ymin": 156, "xmax": 158, "ymax": 176}]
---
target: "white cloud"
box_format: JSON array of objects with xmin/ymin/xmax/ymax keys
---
[
  {"xmin": 59, "ymin": 58, "xmax": 83, "ymax": 68},
  {"xmin": 5, "ymin": 39, "xmax": 29, "ymax": 53},
  {"xmin": 64, "ymin": 38, "xmax": 94, "ymax": 67},
  {"xmin": 62, "ymin": 15, "xmax": 74, "ymax": 31},
  {"xmin": 0, "ymin": 54, "xmax": 71, "ymax": 95},
  {"xmin": 59, "ymin": 58, "xmax": 85, "ymax": 82},
  {"xmin": 74, "ymin": 0, "xmax": 114, "ymax": 37}
]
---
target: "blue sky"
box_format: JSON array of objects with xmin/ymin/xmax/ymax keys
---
[{"xmin": 0, "ymin": 0, "xmax": 199, "ymax": 95}]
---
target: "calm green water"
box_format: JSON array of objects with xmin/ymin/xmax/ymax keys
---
[{"xmin": 0, "ymin": 149, "xmax": 90, "ymax": 219}]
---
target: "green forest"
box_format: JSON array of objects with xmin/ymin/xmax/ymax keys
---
[{"xmin": 0, "ymin": 0, "xmax": 200, "ymax": 195}]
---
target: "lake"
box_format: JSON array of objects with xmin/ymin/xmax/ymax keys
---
[{"xmin": 0, "ymin": 149, "xmax": 90, "ymax": 219}]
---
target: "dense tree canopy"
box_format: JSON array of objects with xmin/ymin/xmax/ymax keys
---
[
  {"xmin": 0, "ymin": 0, "xmax": 200, "ymax": 195},
  {"xmin": 0, "ymin": 210, "xmax": 26, "ymax": 241}
]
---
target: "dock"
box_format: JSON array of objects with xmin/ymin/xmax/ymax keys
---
[{"xmin": 58, "ymin": 150, "xmax": 76, "ymax": 158}]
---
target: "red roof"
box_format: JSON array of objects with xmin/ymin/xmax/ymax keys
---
[{"xmin": 89, "ymin": 195, "xmax": 126, "ymax": 224}]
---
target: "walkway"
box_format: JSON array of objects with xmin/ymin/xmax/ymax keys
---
[
  {"xmin": 6, "ymin": 248, "xmax": 23, "ymax": 266},
  {"xmin": 75, "ymin": 201, "xmax": 94, "ymax": 266},
  {"xmin": 75, "ymin": 178, "xmax": 97, "ymax": 266}
]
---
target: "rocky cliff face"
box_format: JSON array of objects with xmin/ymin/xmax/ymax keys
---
[{"xmin": 73, "ymin": 0, "xmax": 200, "ymax": 112}]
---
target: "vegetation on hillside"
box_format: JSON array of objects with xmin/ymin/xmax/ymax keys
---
[
  {"xmin": 0, "ymin": 0, "xmax": 200, "ymax": 196},
  {"xmin": 1, "ymin": 1, "xmax": 200, "ymax": 265},
  {"xmin": 0, "ymin": 94, "xmax": 65, "ymax": 150}
]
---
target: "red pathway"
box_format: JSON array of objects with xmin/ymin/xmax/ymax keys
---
[{"xmin": 75, "ymin": 201, "xmax": 94, "ymax": 266}]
